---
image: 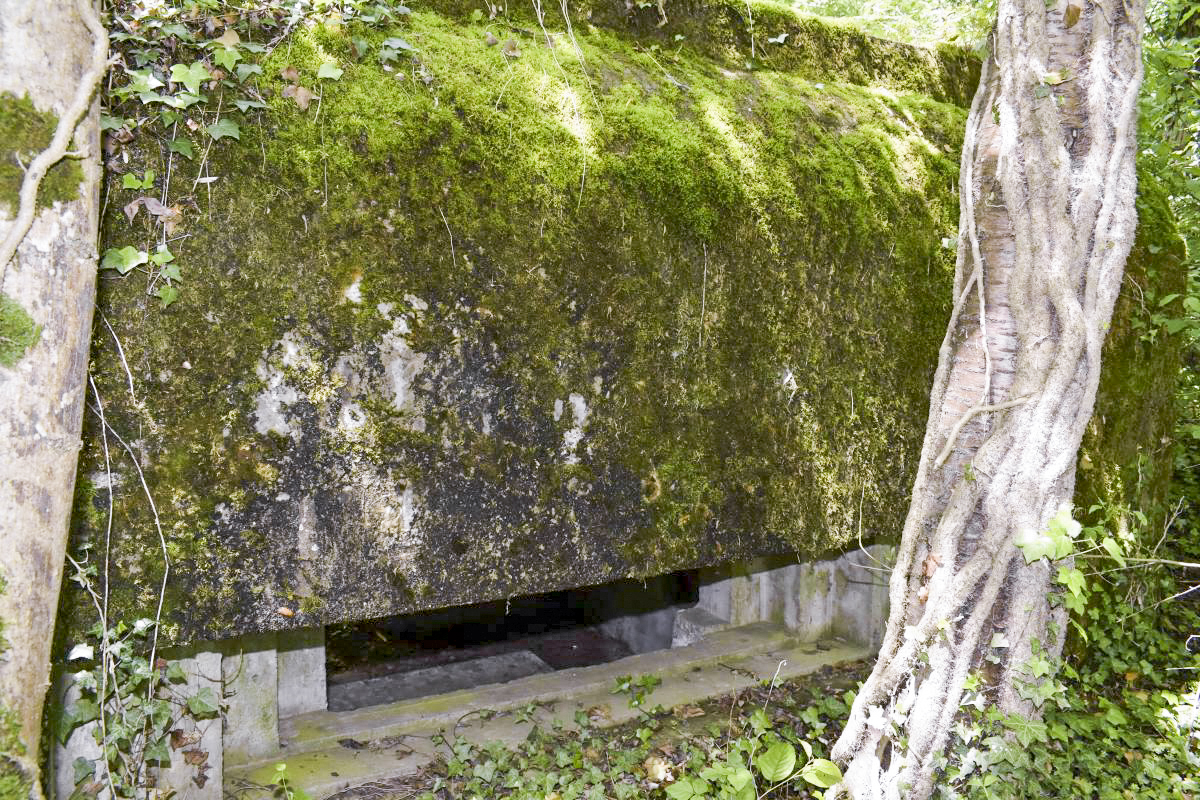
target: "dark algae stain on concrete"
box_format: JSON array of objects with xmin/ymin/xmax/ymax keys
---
[{"xmin": 65, "ymin": 0, "xmax": 1184, "ymax": 644}]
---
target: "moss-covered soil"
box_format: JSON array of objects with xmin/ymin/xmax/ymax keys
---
[{"xmin": 65, "ymin": 0, "xmax": 1184, "ymax": 644}]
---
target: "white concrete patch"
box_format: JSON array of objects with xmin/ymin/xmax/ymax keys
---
[
  {"xmin": 560, "ymin": 392, "xmax": 589, "ymax": 463},
  {"xmin": 343, "ymin": 275, "xmax": 363, "ymax": 304}
]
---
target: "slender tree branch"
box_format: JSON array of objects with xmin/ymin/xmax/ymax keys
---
[{"xmin": 0, "ymin": 0, "xmax": 108, "ymax": 291}]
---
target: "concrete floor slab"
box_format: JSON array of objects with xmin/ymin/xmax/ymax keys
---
[{"xmin": 225, "ymin": 624, "xmax": 869, "ymax": 799}]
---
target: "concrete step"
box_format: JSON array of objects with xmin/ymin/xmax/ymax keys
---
[
  {"xmin": 327, "ymin": 650, "xmax": 554, "ymax": 711},
  {"xmin": 224, "ymin": 623, "xmax": 869, "ymax": 799}
]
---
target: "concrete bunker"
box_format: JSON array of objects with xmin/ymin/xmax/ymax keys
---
[{"xmin": 52, "ymin": 0, "xmax": 1186, "ymax": 796}]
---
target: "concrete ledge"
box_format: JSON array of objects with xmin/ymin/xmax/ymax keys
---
[{"xmin": 225, "ymin": 623, "xmax": 870, "ymax": 799}]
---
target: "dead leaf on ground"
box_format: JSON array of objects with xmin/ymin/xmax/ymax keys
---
[
  {"xmin": 584, "ymin": 704, "xmax": 611, "ymax": 722},
  {"xmin": 276, "ymin": 606, "xmax": 295, "ymax": 617},
  {"xmin": 182, "ymin": 749, "xmax": 208, "ymax": 766},
  {"xmin": 643, "ymin": 755, "xmax": 672, "ymax": 783},
  {"xmin": 675, "ymin": 704, "xmax": 705, "ymax": 718},
  {"xmin": 1064, "ymin": 2, "xmax": 1082, "ymax": 28},
  {"xmin": 280, "ymin": 65, "xmax": 300, "ymax": 82},
  {"xmin": 214, "ymin": 28, "xmax": 240, "ymax": 48},
  {"xmin": 501, "ymin": 38, "xmax": 521, "ymax": 58},
  {"xmin": 192, "ymin": 765, "xmax": 210, "ymax": 788},
  {"xmin": 484, "ymin": 31, "xmax": 499, "ymax": 46},
  {"xmin": 282, "ymin": 84, "xmax": 317, "ymax": 110},
  {"xmin": 170, "ymin": 728, "xmax": 201, "ymax": 750}
]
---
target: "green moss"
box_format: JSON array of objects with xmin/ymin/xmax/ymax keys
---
[
  {"xmin": 0, "ymin": 92, "xmax": 84, "ymax": 213},
  {"xmin": 1075, "ymin": 169, "xmax": 1189, "ymax": 532},
  {"xmin": 0, "ymin": 292, "xmax": 39, "ymax": 368}
]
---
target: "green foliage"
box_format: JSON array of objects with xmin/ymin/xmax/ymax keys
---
[
  {"xmin": 413, "ymin": 673, "xmax": 852, "ymax": 800},
  {"xmin": 60, "ymin": 557, "xmax": 219, "ymax": 798},
  {"xmin": 612, "ymin": 673, "xmax": 663, "ymax": 711},
  {"xmin": 934, "ymin": 503, "xmax": 1200, "ymax": 799},
  {"xmin": 100, "ymin": 0, "xmax": 411, "ymax": 311}
]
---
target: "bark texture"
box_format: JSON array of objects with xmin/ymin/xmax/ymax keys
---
[
  {"xmin": 0, "ymin": 0, "xmax": 105, "ymax": 788},
  {"xmin": 830, "ymin": 0, "xmax": 1145, "ymax": 797}
]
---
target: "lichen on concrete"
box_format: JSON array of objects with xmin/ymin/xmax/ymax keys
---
[{"xmin": 63, "ymin": 0, "xmax": 1183, "ymax": 645}]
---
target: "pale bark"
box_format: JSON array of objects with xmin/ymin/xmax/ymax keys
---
[
  {"xmin": 829, "ymin": 0, "xmax": 1144, "ymax": 797},
  {"xmin": 0, "ymin": 0, "xmax": 106, "ymax": 790}
]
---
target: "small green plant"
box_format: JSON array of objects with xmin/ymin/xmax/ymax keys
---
[
  {"xmin": 270, "ymin": 762, "xmax": 312, "ymax": 800},
  {"xmin": 612, "ymin": 672, "xmax": 663, "ymax": 710}
]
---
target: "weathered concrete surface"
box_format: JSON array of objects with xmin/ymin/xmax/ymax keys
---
[{"xmin": 64, "ymin": 0, "xmax": 1185, "ymax": 647}]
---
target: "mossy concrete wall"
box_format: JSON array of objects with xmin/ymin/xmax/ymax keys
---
[{"xmin": 67, "ymin": 0, "xmax": 1183, "ymax": 646}]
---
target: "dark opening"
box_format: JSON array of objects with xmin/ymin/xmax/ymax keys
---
[{"xmin": 325, "ymin": 570, "xmax": 698, "ymax": 711}]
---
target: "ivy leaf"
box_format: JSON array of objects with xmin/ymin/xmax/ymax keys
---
[
  {"xmin": 317, "ymin": 62, "xmax": 344, "ymax": 80},
  {"xmin": 1100, "ymin": 536, "xmax": 1126, "ymax": 567},
  {"xmin": 755, "ymin": 741, "xmax": 796, "ymax": 783},
  {"xmin": 101, "ymin": 246, "xmax": 149, "ymax": 274},
  {"xmin": 165, "ymin": 661, "xmax": 187, "ymax": 682},
  {"xmin": 1056, "ymin": 566, "xmax": 1087, "ymax": 598},
  {"xmin": 233, "ymin": 98, "xmax": 267, "ymax": 112},
  {"xmin": 799, "ymin": 758, "xmax": 843, "ymax": 789},
  {"xmin": 206, "ymin": 118, "xmax": 240, "ymax": 141},
  {"xmin": 186, "ymin": 686, "xmax": 219, "ymax": 716},
  {"xmin": 72, "ymin": 699, "xmax": 100, "ymax": 726},
  {"xmin": 100, "ymin": 113, "xmax": 126, "ymax": 131},
  {"xmin": 161, "ymin": 263, "xmax": 183, "ymax": 283},
  {"xmin": 213, "ymin": 47, "xmax": 241, "ymax": 71},
  {"xmin": 163, "ymin": 91, "xmax": 205, "ymax": 109},
  {"xmin": 1004, "ymin": 713, "xmax": 1049, "ymax": 748},
  {"xmin": 1015, "ymin": 527, "xmax": 1054, "ymax": 563},
  {"xmin": 149, "ymin": 245, "xmax": 175, "ymax": 267},
  {"xmin": 157, "ymin": 284, "xmax": 180, "ymax": 308},
  {"xmin": 144, "ymin": 736, "xmax": 171, "ymax": 765},
  {"xmin": 664, "ymin": 781, "xmax": 695, "ymax": 800},
  {"xmin": 67, "ymin": 643, "xmax": 94, "ymax": 661},
  {"xmin": 236, "ymin": 63, "xmax": 264, "ymax": 82},
  {"xmin": 170, "ymin": 61, "xmax": 212, "ymax": 94},
  {"xmin": 127, "ymin": 68, "xmax": 165, "ymax": 94},
  {"xmin": 169, "ymin": 137, "xmax": 194, "ymax": 159}
]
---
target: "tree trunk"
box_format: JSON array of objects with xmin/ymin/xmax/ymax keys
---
[
  {"xmin": 0, "ymin": 0, "xmax": 105, "ymax": 792},
  {"xmin": 829, "ymin": 0, "xmax": 1144, "ymax": 797}
]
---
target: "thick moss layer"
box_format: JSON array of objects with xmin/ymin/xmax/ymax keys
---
[
  {"xmin": 0, "ymin": 92, "xmax": 83, "ymax": 213},
  {"xmin": 66, "ymin": 1, "xmax": 1181, "ymax": 644}
]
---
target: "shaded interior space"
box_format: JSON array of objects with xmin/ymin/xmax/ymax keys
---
[{"xmin": 325, "ymin": 571, "xmax": 699, "ymax": 711}]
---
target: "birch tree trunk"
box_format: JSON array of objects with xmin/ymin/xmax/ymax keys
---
[
  {"xmin": 829, "ymin": 0, "xmax": 1145, "ymax": 797},
  {"xmin": 0, "ymin": 0, "xmax": 105, "ymax": 793}
]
